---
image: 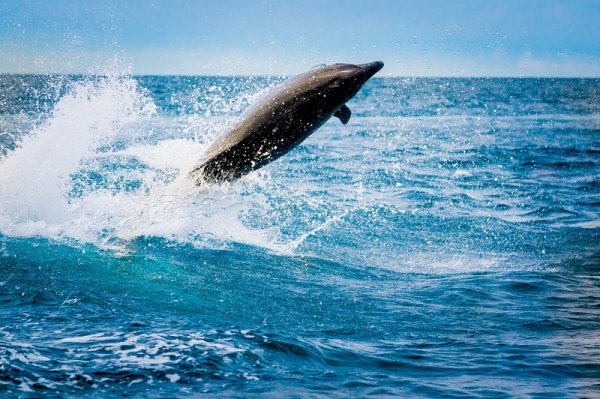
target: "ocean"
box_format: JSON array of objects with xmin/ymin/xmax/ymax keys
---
[{"xmin": 0, "ymin": 74, "xmax": 599, "ymax": 397}]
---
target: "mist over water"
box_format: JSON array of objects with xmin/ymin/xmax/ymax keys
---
[{"xmin": 1, "ymin": 74, "xmax": 599, "ymax": 397}]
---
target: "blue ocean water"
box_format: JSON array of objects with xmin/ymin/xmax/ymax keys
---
[{"xmin": 0, "ymin": 74, "xmax": 599, "ymax": 398}]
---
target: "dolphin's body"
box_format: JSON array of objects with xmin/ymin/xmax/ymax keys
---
[{"xmin": 190, "ymin": 61, "xmax": 384, "ymax": 184}]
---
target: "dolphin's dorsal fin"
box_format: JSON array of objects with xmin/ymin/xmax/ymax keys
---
[{"xmin": 334, "ymin": 104, "xmax": 351, "ymax": 124}]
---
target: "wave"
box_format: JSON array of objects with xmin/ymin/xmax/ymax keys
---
[{"xmin": 0, "ymin": 75, "xmax": 598, "ymax": 274}]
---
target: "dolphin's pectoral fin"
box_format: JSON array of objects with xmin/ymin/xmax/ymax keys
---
[{"xmin": 334, "ymin": 104, "xmax": 351, "ymax": 125}]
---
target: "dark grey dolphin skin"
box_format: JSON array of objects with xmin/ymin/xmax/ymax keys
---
[{"xmin": 190, "ymin": 61, "xmax": 384, "ymax": 184}]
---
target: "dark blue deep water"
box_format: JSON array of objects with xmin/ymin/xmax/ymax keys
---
[{"xmin": 1, "ymin": 75, "xmax": 599, "ymax": 397}]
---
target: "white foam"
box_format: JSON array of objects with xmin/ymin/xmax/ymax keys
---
[
  {"xmin": 0, "ymin": 75, "xmax": 155, "ymax": 228},
  {"xmin": 0, "ymin": 75, "xmax": 285, "ymax": 253},
  {"xmin": 56, "ymin": 333, "xmax": 109, "ymax": 344}
]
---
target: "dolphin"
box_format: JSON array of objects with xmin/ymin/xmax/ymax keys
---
[{"xmin": 190, "ymin": 61, "xmax": 384, "ymax": 184}]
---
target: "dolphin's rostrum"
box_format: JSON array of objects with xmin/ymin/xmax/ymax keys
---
[{"xmin": 190, "ymin": 61, "xmax": 384, "ymax": 184}]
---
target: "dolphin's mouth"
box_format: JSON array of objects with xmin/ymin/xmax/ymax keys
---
[{"xmin": 359, "ymin": 61, "xmax": 384, "ymax": 80}]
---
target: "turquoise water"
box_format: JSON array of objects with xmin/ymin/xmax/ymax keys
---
[{"xmin": 1, "ymin": 75, "xmax": 599, "ymax": 397}]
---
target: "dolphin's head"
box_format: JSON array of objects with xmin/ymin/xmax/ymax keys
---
[
  {"xmin": 311, "ymin": 61, "xmax": 384, "ymax": 105},
  {"xmin": 355, "ymin": 61, "xmax": 385, "ymax": 82}
]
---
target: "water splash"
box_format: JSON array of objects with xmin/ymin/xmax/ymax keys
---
[
  {"xmin": 0, "ymin": 74, "xmax": 282, "ymax": 252},
  {"xmin": 1, "ymin": 75, "xmax": 153, "ymax": 213}
]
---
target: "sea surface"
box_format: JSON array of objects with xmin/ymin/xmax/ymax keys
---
[{"xmin": 0, "ymin": 74, "xmax": 599, "ymax": 398}]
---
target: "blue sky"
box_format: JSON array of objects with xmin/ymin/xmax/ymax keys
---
[{"xmin": 1, "ymin": 0, "xmax": 600, "ymax": 76}]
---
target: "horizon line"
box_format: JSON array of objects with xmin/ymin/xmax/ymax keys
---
[{"xmin": 1, "ymin": 72, "xmax": 600, "ymax": 79}]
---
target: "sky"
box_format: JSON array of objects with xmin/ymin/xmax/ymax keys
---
[{"xmin": 1, "ymin": 0, "xmax": 600, "ymax": 77}]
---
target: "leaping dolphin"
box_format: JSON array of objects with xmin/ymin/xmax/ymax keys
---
[{"xmin": 190, "ymin": 61, "xmax": 384, "ymax": 184}]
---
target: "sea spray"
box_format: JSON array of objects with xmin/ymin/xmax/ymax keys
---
[
  {"xmin": 0, "ymin": 75, "xmax": 156, "ymax": 236},
  {"xmin": 0, "ymin": 74, "xmax": 285, "ymax": 252}
]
